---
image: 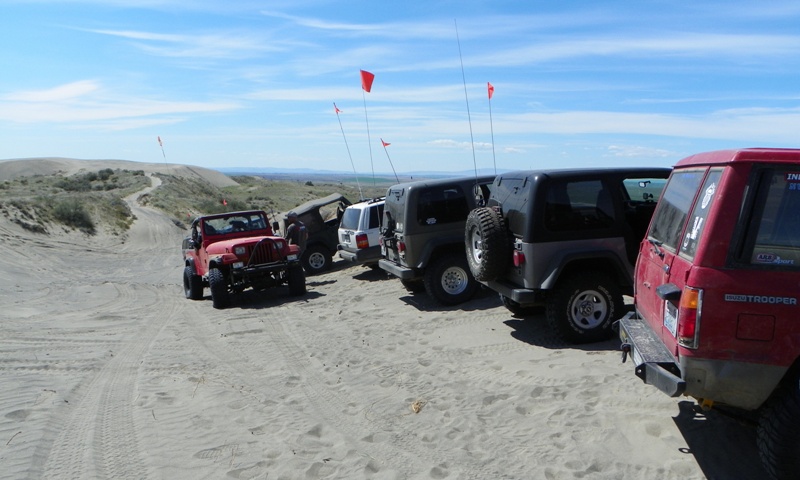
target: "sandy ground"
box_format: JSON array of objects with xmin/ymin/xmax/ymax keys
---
[{"xmin": 0, "ymin": 160, "xmax": 770, "ymax": 479}]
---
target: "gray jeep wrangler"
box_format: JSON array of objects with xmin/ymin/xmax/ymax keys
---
[
  {"xmin": 466, "ymin": 167, "xmax": 670, "ymax": 343},
  {"xmin": 379, "ymin": 175, "xmax": 495, "ymax": 305}
]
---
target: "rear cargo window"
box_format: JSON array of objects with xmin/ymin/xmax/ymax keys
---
[
  {"xmin": 741, "ymin": 167, "xmax": 800, "ymax": 268},
  {"xmin": 648, "ymin": 169, "xmax": 706, "ymax": 250},
  {"xmin": 680, "ymin": 169, "xmax": 723, "ymax": 259},
  {"xmin": 544, "ymin": 179, "xmax": 614, "ymax": 231},
  {"xmin": 416, "ymin": 185, "xmax": 469, "ymax": 226},
  {"xmin": 340, "ymin": 208, "xmax": 361, "ymax": 230}
]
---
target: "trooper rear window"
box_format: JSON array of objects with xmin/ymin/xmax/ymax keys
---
[
  {"xmin": 739, "ymin": 166, "xmax": 800, "ymax": 268},
  {"xmin": 648, "ymin": 169, "xmax": 706, "ymax": 251}
]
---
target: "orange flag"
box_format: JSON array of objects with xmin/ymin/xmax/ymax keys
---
[
  {"xmin": 488, "ymin": 82, "xmax": 494, "ymax": 100},
  {"xmin": 360, "ymin": 70, "xmax": 375, "ymax": 93}
]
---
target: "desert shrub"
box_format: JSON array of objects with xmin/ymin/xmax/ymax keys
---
[
  {"xmin": 55, "ymin": 177, "xmax": 92, "ymax": 192},
  {"xmin": 53, "ymin": 199, "xmax": 95, "ymax": 233}
]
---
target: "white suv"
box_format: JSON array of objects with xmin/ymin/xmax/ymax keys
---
[{"xmin": 337, "ymin": 197, "xmax": 385, "ymax": 267}]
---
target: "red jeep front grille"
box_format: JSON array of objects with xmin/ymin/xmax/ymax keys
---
[{"xmin": 248, "ymin": 239, "xmax": 279, "ymax": 266}]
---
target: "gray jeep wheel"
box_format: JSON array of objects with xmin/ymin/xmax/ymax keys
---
[
  {"xmin": 423, "ymin": 252, "xmax": 478, "ymax": 306},
  {"xmin": 465, "ymin": 207, "xmax": 510, "ymax": 281},
  {"xmin": 545, "ymin": 272, "xmax": 622, "ymax": 343},
  {"xmin": 302, "ymin": 245, "xmax": 331, "ymax": 275},
  {"xmin": 757, "ymin": 374, "xmax": 800, "ymax": 480},
  {"xmin": 208, "ymin": 268, "xmax": 230, "ymax": 309},
  {"xmin": 183, "ymin": 265, "xmax": 204, "ymax": 300}
]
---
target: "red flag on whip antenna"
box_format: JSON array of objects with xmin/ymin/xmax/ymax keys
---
[
  {"xmin": 487, "ymin": 82, "xmax": 494, "ymax": 100},
  {"xmin": 334, "ymin": 103, "xmax": 342, "ymax": 114},
  {"xmin": 360, "ymin": 70, "xmax": 375, "ymax": 93},
  {"xmin": 381, "ymin": 139, "xmax": 390, "ymax": 147},
  {"xmin": 157, "ymin": 135, "xmax": 163, "ymax": 147}
]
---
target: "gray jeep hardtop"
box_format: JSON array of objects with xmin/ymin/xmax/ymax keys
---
[
  {"xmin": 379, "ymin": 174, "xmax": 495, "ymax": 305},
  {"xmin": 467, "ymin": 166, "xmax": 670, "ymax": 342}
]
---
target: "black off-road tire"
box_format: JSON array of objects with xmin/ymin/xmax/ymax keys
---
[
  {"xmin": 423, "ymin": 252, "xmax": 478, "ymax": 306},
  {"xmin": 501, "ymin": 294, "xmax": 544, "ymax": 317},
  {"xmin": 183, "ymin": 265, "xmax": 203, "ymax": 300},
  {"xmin": 302, "ymin": 245, "xmax": 331, "ymax": 275},
  {"xmin": 465, "ymin": 207, "xmax": 510, "ymax": 282},
  {"xmin": 545, "ymin": 272, "xmax": 623, "ymax": 344},
  {"xmin": 287, "ymin": 265, "xmax": 307, "ymax": 296},
  {"xmin": 757, "ymin": 375, "xmax": 800, "ymax": 480},
  {"xmin": 208, "ymin": 268, "xmax": 230, "ymax": 309}
]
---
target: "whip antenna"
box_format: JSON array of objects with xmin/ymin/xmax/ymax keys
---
[
  {"xmin": 455, "ymin": 19, "xmax": 478, "ymax": 181},
  {"xmin": 334, "ymin": 103, "xmax": 363, "ymax": 199}
]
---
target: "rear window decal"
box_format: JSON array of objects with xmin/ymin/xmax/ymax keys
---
[{"xmin": 701, "ymin": 182, "xmax": 716, "ymax": 209}]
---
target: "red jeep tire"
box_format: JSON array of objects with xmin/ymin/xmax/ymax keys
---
[
  {"xmin": 183, "ymin": 265, "xmax": 203, "ymax": 300},
  {"xmin": 208, "ymin": 268, "xmax": 230, "ymax": 309},
  {"xmin": 287, "ymin": 265, "xmax": 306, "ymax": 296}
]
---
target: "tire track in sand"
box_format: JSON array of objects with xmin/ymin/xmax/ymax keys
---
[{"xmin": 38, "ymin": 286, "xmax": 181, "ymax": 479}]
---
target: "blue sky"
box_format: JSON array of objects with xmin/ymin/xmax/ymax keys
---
[{"xmin": 2, "ymin": 1, "xmax": 800, "ymax": 175}]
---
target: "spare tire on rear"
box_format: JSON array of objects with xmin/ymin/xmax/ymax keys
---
[{"xmin": 465, "ymin": 207, "xmax": 510, "ymax": 282}]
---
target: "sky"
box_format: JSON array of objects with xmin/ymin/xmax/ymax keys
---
[{"xmin": 2, "ymin": 1, "xmax": 800, "ymax": 175}]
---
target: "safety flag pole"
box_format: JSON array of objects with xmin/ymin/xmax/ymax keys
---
[
  {"xmin": 360, "ymin": 69, "xmax": 376, "ymax": 186},
  {"xmin": 334, "ymin": 103, "xmax": 363, "ymax": 200},
  {"xmin": 380, "ymin": 139, "xmax": 399, "ymax": 183},
  {"xmin": 488, "ymin": 82, "xmax": 497, "ymax": 175},
  {"xmin": 157, "ymin": 136, "xmax": 167, "ymax": 165}
]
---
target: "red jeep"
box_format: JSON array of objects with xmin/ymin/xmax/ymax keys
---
[
  {"xmin": 618, "ymin": 148, "xmax": 800, "ymax": 479},
  {"xmin": 182, "ymin": 210, "xmax": 306, "ymax": 308}
]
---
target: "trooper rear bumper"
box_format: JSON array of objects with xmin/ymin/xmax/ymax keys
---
[{"xmin": 617, "ymin": 311, "xmax": 686, "ymax": 398}]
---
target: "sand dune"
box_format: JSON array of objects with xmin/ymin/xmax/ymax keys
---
[{"xmin": 0, "ymin": 159, "xmax": 768, "ymax": 479}]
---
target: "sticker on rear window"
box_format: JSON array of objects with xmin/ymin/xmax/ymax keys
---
[
  {"xmin": 701, "ymin": 182, "xmax": 716, "ymax": 209},
  {"xmin": 753, "ymin": 253, "xmax": 795, "ymax": 265}
]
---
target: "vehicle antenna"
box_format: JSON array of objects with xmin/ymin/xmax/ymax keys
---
[
  {"xmin": 455, "ymin": 19, "xmax": 478, "ymax": 183},
  {"xmin": 333, "ymin": 103, "xmax": 364, "ymax": 200}
]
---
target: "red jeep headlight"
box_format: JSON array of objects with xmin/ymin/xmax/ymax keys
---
[{"xmin": 234, "ymin": 246, "xmax": 246, "ymax": 256}]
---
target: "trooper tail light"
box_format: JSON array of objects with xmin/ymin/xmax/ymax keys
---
[
  {"xmin": 513, "ymin": 250, "xmax": 525, "ymax": 267},
  {"xmin": 398, "ymin": 241, "xmax": 406, "ymax": 253},
  {"xmin": 677, "ymin": 286, "xmax": 702, "ymax": 349}
]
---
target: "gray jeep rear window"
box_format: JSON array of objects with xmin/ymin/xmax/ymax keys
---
[
  {"xmin": 416, "ymin": 185, "xmax": 469, "ymax": 226},
  {"xmin": 544, "ymin": 179, "xmax": 614, "ymax": 231}
]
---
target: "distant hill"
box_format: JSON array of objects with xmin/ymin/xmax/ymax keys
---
[{"xmin": 216, "ymin": 166, "xmax": 506, "ymax": 178}]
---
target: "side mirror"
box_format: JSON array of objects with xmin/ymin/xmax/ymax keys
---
[{"xmin": 272, "ymin": 221, "xmax": 280, "ymax": 232}]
